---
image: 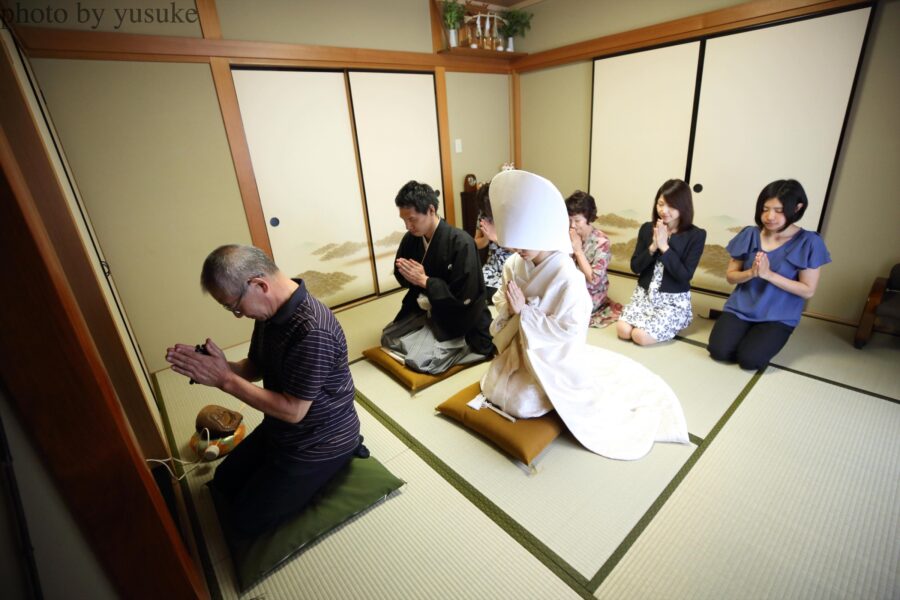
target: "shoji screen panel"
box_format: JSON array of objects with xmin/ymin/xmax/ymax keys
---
[
  {"xmin": 232, "ymin": 70, "xmax": 376, "ymax": 306},
  {"xmin": 589, "ymin": 42, "xmax": 700, "ymax": 271},
  {"xmin": 349, "ymin": 71, "xmax": 444, "ymax": 294},
  {"xmin": 690, "ymin": 8, "xmax": 870, "ymax": 291}
]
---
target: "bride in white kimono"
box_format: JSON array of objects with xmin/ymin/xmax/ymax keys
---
[{"xmin": 480, "ymin": 170, "xmax": 689, "ymax": 460}]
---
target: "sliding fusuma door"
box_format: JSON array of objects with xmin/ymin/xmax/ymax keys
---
[
  {"xmin": 349, "ymin": 71, "xmax": 444, "ymax": 294},
  {"xmin": 234, "ymin": 68, "xmax": 445, "ymax": 300},
  {"xmin": 588, "ymin": 42, "xmax": 700, "ymax": 275},
  {"xmin": 233, "ymin": 69, "xmax": 376, "ymax": 305},
  {"xmin": 589, "ymin": 7, "xmax": 871, "ymax": 292},
  {"xmin": 688, "ymin": 8, "xmax": 870, "ymax": 291}
]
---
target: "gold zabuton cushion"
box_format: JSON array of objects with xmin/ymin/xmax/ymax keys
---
[
  {"xmin": 435, "ymin": 382, "xmax": 564, "ymax": 466},
  {"xmin": 362, "ymin": 346, "xmax": 468, "ymax": 392}
]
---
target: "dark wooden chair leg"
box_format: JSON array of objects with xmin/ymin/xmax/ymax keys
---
[{"xmin": 854, "ymin": 277, "xmax": 887, "ymax": 349}]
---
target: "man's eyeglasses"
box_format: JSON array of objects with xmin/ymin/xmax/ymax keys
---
[
  {"xmin": 223, "ymin": 274, "xmax": 262, "ymax": 315},
  {"xmin": 223, "ymin": 284, "xmax": 248, "ymax": 315}
]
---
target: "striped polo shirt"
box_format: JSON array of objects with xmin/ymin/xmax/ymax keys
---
[{"xmin": 248, "ymin": 279, "xmax": 360, "ymax": 462}]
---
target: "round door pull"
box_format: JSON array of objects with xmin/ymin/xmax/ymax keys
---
[
  {"xmin": 269, "ymin": 217, "xmax": 280, "ymax": 227},
  {"xmin": 692, "ymin": 183, "xmax": 703, "ymax": 193}
]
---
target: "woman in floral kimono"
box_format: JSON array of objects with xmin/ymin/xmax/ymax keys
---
[{"xmin": 565, "ymin": 190, "xmax": 622, "ymax": 328}]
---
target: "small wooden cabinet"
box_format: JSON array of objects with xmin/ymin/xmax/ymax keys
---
[{"xmin": 460, "ymin": 173, "xmax": 479, "ymax": 235}]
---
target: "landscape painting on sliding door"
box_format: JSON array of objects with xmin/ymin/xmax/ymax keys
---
[
  {"xmin": 687, "ymin": 8, "xmax": 869, "ymax": 292},
  {"xmin": 590, "ymin": 8, "xmax": 870, "ymax": 293},
  {"xmin": 349, "ymin": 71, "xmax": 445, "ymax": 295},
  {"xmin": 588, "ymin": 42, "xmax": 699, "ymax": 284},
  {"xmin": 233, "ymin": 69, "xmax": 376, "ymax": 306}
]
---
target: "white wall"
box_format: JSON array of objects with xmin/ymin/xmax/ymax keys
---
[
  {"xmin": 520, "ymin": 62, "xmax": 593, "ymax": 197},
  {"xmin": 812, "ymin": 0, "xmax": 900, "ymax": 320},
  {"xmin": 446, "ymin": 71, "xmax": 512, "ymax": 225},
  {"xmin": 216, "ymin": 0, "xmax": 433, "ymax": 51}
]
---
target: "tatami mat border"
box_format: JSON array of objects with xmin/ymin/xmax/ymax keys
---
[
  {"xmin": 152, "ymin": 374, "xmax": 223, "ymax": 600},
  {"xmin": 676, "ymin": 324, "xmax": 898, "ymax": 404},
  {"xmin": 672, "ymin": 335, "xmax": 709, "ymax": 350},
  {"xmin": 353, "ymin": 390, "xmax": 595, "ymax": 599},
  {"xmin": 769, "ymin": 363, "xmax": 900, "ymax": 404},
  {"xmin": 587, "ymin": 371, "xmax": 763, "ymax": 592},
  {"xmin": 355, "ymin": 369, "xmax": 766, "ymax": 597}
]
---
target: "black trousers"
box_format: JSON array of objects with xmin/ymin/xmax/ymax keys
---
[
  {"xmin": 708, "ymin": 311, "xmax": 795, "ymax": 370},
  {"xmin": 211, "ymin": 427, "xmax": 354, "ymax": 537}
]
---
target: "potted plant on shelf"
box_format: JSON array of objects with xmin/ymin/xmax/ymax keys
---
[
  {"xmin": 498, "ymin": 8, "xmax": 533, "ymax": 52},
  {"xmin": 441, "ymin": 1, "xmax": 466, "ymax": 48}
]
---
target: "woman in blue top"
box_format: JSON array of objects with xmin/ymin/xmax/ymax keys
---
[
  {"xmin": 617, "ymin": 179, "xmax": 707, "ymax": 345},
  {"xmin": 708, "ymin": 179, "xmax": 831, "ymax": 369}
]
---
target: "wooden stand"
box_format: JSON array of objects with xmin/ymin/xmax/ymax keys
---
[{"xmin": 438, "ymin": 47, "xmax": 527, "ymax": 60}]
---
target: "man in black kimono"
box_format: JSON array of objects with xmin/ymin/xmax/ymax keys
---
[{"xmin": 381, "ymin": 180, "xmax": 494, "ymax": 374}]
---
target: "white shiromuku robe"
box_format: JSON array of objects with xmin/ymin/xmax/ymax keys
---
[{"xmin": 480, "ymin": 251, "xmax": 689, "ymax": 460}]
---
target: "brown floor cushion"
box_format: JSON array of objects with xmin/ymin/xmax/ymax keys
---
[
  {"xmin": 363, "ymin": 346, "xmax": 471, "ymax": 392},
  {"xmin": 435, "ymin": 382, "xmax": 564, "ymax": 466}
]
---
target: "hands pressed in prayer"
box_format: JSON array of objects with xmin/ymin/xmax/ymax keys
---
[
  {"xmin": 506, "ymin": 280, "xmax": 526, "ymax": 315},
  {"xmin": 479, "ymin": 218, "xmax": 498, "ymax": 243},
  {"xmin": 655, "ymin": 219, "xmax": 670, "ymax": 253},
  {"xmin": 474, "ymin": 226, "xmax": 487, "ymax": 248},
  {"xmin": 569, "ymin": 227, "xmax": 583, "ymax": 253},
  {"xmin": 749, "ymin": 252, "xmax": 761, "ymax": 278},
  {"xmin": 166, "ymin": 338, "xmax": 231, "ymax": 388},
  {"xmin": 648, "ymin": 221, "xmax": 659, "ymax": 253},
  {"xmin": 755, "ymin": 251, "xmax": 771, "ymax": 280},
  {"xmin": 396, "ymin": 258, "xmax": 429, "ymax": 288}
]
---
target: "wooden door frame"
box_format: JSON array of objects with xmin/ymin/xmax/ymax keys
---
[{"xmin": 0, "ymin": 129, "xmax": 208, "ymax": 598}]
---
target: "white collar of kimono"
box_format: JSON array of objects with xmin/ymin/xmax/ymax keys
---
[{"xmin": 489, "ymin": 170, "xmax": 572, "ymax": 253}]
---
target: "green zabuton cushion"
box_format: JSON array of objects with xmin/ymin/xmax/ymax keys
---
[{"xmin": 210, "ymin": 456, "xmax": 404, "ymax": 591}]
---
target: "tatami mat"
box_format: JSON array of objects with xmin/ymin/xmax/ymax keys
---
[
  {"xmin": 155, "ymin": 347, "xmax": 581, "ymax": 599},
  {"xmin": 153, "ymin": 289, "xmax": 898, "ymax": 599},
  {"xmin": 352, "ymin": 359, "xmax": 696, "ymax": 579},
  {"xmin": 773, "ymin": 319, "xmax": 900, "ymax": 399},
  {"xmin": 585, "ymin": 323, "xmax": 751, "ymax": 438},
  {"xmin": 595, "ymin": 368, "xmax": 900, "ymax": 599},
  {"xmin": 615, "ymin": 269, "xmax": 898, "ymax": 400},
  {"xmin": 605, "ymin": 272, "xmax": 638, "ymax": 311},
  {"xmin": 203, "ymin": 420, "xmax": 581, "ymax": 600},
  {"xmin": 678, "ymin": 291, "xmax": 727, "ymax": 345}
]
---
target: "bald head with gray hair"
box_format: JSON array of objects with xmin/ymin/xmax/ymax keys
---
[{"xmin": 201, "ymin": 244, "xmax": 279, "ymax": 298}]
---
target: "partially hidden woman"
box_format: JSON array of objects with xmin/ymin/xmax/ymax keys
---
[
  {"xmin": 479, "ymin": 169, "xmax": 689, "ymax": 460},
  {"xmin": 473, "ymin": 182, "xmax": 514, "ymax": 304},
  {"xmin": 617, "ymin": 179, "xmax": 706, "ymax": 346},
  {"xmin": 566, "ymin": 190, "xmax": 622, "ymax": 327},
  {"xmin": 708, "ymin": 179, "xmax": 830, "ymax": 369}
]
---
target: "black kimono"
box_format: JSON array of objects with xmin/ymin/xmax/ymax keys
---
[{"xmin": 384, "ymin": 219, "xmax": 494, "ymax": 368}]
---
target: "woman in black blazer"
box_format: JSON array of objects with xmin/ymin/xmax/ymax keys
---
[{"xmin": 617, "ymin": 179, "xmax": 706, "ymax": 345}]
